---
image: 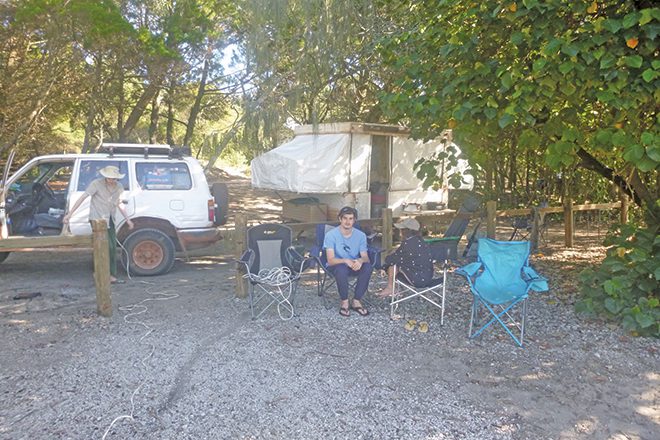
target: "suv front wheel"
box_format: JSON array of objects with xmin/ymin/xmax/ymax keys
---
[{"xmin": 122, "ymin": 228, "xmax": 176, "ymax": 276}]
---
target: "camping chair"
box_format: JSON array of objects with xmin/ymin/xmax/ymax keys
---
[
  {"xmin": 237, "ymin": 224, "xmax": 311, "ymax": 320},
  {"xmin": 309, "ymin": 223, "xmax": 382, "ymax": 309},
  {"xmin": 389, "ymin": 239, "xmax": 453, "ymax": 324},
  {"xmin": 456, "ymin": 238, "xmax": 548, "ymax": 347},
  {"xmin": 432, "ymin": 194, "xmax": 481, "ymax": 260},
  {"xmin": 510, "ymin": 204, "xmax": 548, "ymax": 249}
]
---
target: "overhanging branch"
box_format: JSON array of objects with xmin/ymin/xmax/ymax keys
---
[{"xmin": 576, "ymin": 148, "xmax": 642, "ymax": 207}]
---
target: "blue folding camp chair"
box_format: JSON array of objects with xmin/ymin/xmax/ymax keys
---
[
  {"xmin": 456, "ymin": 238, "xmax": 548, "ymax": 347},
  {"xmin": 237, "ymin": 224, "xmax": 311, "ymax": 320},
  {"xmin": 309, "ymin": 223, "xmax": 382, "ymax": 309}
]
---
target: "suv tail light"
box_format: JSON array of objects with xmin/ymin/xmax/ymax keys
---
[{"xmin": 208, "ymin": 199, "xmax": 215, "ymax": 222}]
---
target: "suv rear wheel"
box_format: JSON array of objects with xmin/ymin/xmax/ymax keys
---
[{"xmin": 122, "ymin": 228, "xmax": 175, "ymax": 276}]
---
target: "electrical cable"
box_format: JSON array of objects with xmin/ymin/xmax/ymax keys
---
[
  {"xmin": 100, "ymin": 282, "xmax": 178, "ymax": 439},
  {"xmin": 116, "ymin": 237, "xmax": 132, "ymax": 280},
  {"xmin": 245, "ymin": 266, "xmax": 295, "ymax": 320}
]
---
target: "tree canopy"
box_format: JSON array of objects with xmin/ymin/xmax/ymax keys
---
[{"xmin": 376, "ymin": 0, "xmax": 658, "ymax": 221}]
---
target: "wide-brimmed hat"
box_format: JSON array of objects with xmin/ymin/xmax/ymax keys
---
[
  {"xmin": 99, "ymin": 165, "xmax": 124, "ymax": 179},
  {"xmin": 393, "ymin": 217, "xmax": 420, "ymax": 231}
]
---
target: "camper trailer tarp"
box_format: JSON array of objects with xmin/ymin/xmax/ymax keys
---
[
  {"xmin": 251, "ymin": 133, "xmax": 371, "ymax": 193},
  {"xmin": 251, "ymin": 129, "xmax": 473, "ymax": 195}
]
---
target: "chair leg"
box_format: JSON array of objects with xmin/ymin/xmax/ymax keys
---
[
  {"xmin": 520, "ymin": 298, "xmax": 527, "ymax": 345},
  {"xmin": 475, "ymin": 300, "xmax": 525, "ymax": 347},
  {"xmin": 440, "ymin": 264, "xmax": 447, "ymax": 325},
  {"xmin": 248, "ymin": 284, "xmax": 256, "ymax": 320},
  {"xmin": 390, "ymin": 280, "xmax": 398, "ymax": 318},
  {"xmin": 468, "ymin": 295, "xmax": 477, "ymax": 337}
]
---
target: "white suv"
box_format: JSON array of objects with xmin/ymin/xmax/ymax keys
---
[{"xmin": 0, "ymin": 144, "xmax": 228, "ymax": 275}]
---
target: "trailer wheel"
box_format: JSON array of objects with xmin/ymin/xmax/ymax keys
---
[{"xmin": 122, "ymin": 228, "xmax": 175, "ymax": 276}]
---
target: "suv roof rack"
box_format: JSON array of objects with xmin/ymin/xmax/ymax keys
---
[{"xmin": 100, "ymin": 143, "xmax": 190, "ymax": 159}]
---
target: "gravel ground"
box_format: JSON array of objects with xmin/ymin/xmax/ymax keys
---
[{"xmin": 0, "ymin": 243, "xmax": 658, "ymax": 440}]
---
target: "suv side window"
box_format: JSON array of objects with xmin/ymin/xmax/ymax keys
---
[
  {"xmin": 136, "ymin": 162, "xmax": 192, "ymax": 190},
  {"xmin": 77, "ymin": 160, "xmax": 129, "ymax": 191}
]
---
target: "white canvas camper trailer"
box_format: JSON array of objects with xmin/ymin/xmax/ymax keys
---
[{"xmin": 250, "ymin": 122, "xmax": 473, "ymax": 221}]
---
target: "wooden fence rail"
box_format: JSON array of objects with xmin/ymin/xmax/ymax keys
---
[
  {"xmin": 0, "ymin": 219, "xmax": 112, "ymax": 316},
  {"xmin": 486, "ymin": 201, "xmax": 622, "ymax": 248}
]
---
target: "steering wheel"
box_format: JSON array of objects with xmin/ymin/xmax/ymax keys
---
[
  {"xmin": 31, "ymin": 182, "xmax": 56, "ymax": 206},
  {"xmin": 41, "ymin": 182, "xmax": 56, "ymax": 200}
]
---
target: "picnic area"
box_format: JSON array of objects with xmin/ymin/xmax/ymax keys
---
[{"xmin": 1, "ymin": 171, "xmax": 657, "ymax": 439}]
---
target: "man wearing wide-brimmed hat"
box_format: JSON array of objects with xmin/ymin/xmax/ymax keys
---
[{"xmin": 63, "ymin": 165, "xmax": 134, "ymax": 284}]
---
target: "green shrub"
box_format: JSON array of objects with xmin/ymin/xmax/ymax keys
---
[{"xmin": 576, "ymin": 224, "xmax": 660, "ymax": 337}]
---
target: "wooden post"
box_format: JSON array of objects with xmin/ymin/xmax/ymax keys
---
[
  {"xmin": 619, "ymin": 188, "xmax": 628, "ymax": 224},
  {"xmin": 530, "ymin": 206, "xmax": 540, "ymax": 252},
  {"xmin": 486, "ymin": 200, "xmax": 497, "ymax": 239},
  {"xmin": 382, "ymin": 208, "xmax": 393, "ymax": 267},
  {"xmin": 563, "ymin": 197, "xmax": 574, "ymax": 248},
  {"xmin": 91, "ymin": 219, "xmax": 112, "ymax": 317},
  {"xmin": 234, "ymin": 213, "xmax": 248, "ymax": 298}
]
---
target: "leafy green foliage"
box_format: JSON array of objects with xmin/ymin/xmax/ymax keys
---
[
  {"xmin": 576, "ymin": 224, "xmax": 660, "ymax": 337},
  {"xmin": 376, "ymin": 0, "xmax": 659, "ymax": 337},
  {"xmin": 413, "ymin": 143, "xmax": 470, "ymax": 191},
  {"xmin": 376, "ymin": 0, "xmax": 659, "ymax": 219}
]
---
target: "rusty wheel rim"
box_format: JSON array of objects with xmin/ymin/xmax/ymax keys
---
[{"xmin": 132, "ymin": 240, "xmax": 164, "ymax": 270}]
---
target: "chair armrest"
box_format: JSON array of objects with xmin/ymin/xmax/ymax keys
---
[
  {"xmin": 456, "ymin": 262, "xmax": 482, "ymax": 278},
  {"xmin": 236, "ymin": 249, "xmax": 254, "ymax": 274},
  {"xmin": 428, "ymin": 236, "xmax": 461, "ymax": 242},
  {"xmin": 426, "ymin": 237, "xmax": 460, "ymax": 262},
  {"xmin": 367, "ymin": 245, "xmax": 383, "ymax": 270},
  {"xmin": 309, "ymin": 244, "xmax": 322, "ymax": 258},
  {"xmin": 286, "ymin": 246, "xmax": 313, "ymax": 274},
  {"xmin": 523, "ymin": 266, "xmax": 549, "ymax": 292}
]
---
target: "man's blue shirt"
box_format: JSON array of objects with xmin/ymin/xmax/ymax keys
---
[{"xmin": 323, "ymin": 227, "xmax": 367, "ymax": 260}]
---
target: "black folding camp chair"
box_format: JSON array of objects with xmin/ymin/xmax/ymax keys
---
[
  {"xmin": 430, "ymin": 193, "xmax": 481, "ymax": 260},
  {"xmin": 389, "ymin": 239, "xmax": 453, "ymax": 323},
  {"xmin": 237, "ymin": 224, "xmax": 311, "ymax": 320}
]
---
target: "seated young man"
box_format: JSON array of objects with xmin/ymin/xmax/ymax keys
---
[
  {"xmin": 323, "ymin": 206, "xmax": 373, "ymax": 317},
  {"xmin": 377, "ymin": 217, "xmax": 434, "ymax": 297}
]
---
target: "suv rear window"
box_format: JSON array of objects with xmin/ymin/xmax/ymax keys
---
[
  {"xmin": 77, "ymin": 160, "xmax": 129, "ymax": 191},
  {"xmin": 136, "ymin": 162, "xmax": 192, "ymax": 190}
]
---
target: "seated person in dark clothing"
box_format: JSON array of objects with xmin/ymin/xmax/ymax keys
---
[{"xmin": 377, "ymin": 217, "xmax": 434, "ymax": 298}]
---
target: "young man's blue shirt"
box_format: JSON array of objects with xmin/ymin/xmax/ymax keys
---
[{"xmin": 323, "ymin": 227, "xmax": 367, "ymax": 260}]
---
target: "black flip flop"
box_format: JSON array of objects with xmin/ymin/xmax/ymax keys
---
[
  {"xmin": 350, "ymin": 305, "xmax": 369, "ymax": 316},
  {"xmin": 339, "ymin": 307, "xmax": 350, "ymax": 317}
]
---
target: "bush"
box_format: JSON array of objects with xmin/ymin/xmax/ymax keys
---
[{"xmin": 576, "ymin": 223, "xmax": 660, "ymax": 337}]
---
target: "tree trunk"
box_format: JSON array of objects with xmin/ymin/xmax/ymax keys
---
[
  {"xmin": 83, "ymin": 55, "xmax": 103, "ymax": 154},
  {"xmin": 117, "ymin": 69, "xmax": 124, "ymax": 139},
  {"xmin": 166, "ymin": 80, "xmax": 175, "ymax": 145},
  {"xmin": 148, "ymin": 90, "xmax": 161, "ymax": 144},
  {"xmin": 119, "ymin": 78, "xmax": 163, "ymax": 142},
  {"xmin": 0, "ymin": 79, "xmax": 55, "ymax": 156},
  {"xmin": 183, "ymin": 49, "xmax": 211, "ymax": 147},
  {"xmin": 204, "ymin": 119, "xmax": 244, "ymax": 171},
  {"xmin": 576, "ymin": 148, "xmax": 641, "ymax": 206}
]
